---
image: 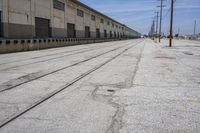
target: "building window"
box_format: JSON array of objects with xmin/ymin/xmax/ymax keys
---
[
  {"xmin": 112, "ymin": 23, "xmax": 114, "ymax": 28},
  {"xmin": 100, "ymin": 19, "xmax": 104, "ymax": 24},
  {"xmin": 77, "ymin": 9, "xmax": 84, "ymax": 17},
  {"xmin": 53, "ymin": 0, "xmax": 65, "ymax": 11},
  {"xmin": 107, "ymin": 21, "xmax": 110, "ymax": 25},
  {"xmin": 91, "ymin": 15, "xmax": 96, "ymax": 21}
]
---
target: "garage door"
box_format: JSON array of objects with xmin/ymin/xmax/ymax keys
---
[
  {"xmin": 85, "ymin": 26, "xmax": 90, "ymax": 38},
  {"xmin": 114, "ymin": 32, "xmax": 116, "ymax": 38},
  {"xmin": 35, "ymin": 17, "xmax": 50, "ymax": 38},
  {"xmin": 67, "ymin": 23, "xmax": 76, "ymax": 38},
  {"xmin": 110, "ymin": 31, "xmax": 112, "ymax": 38},
  {"xmin": 104, "ymin": 30, "xmax": 107, "ymax": 38},
  {"xmin": 96, "ymin": 28, "xmax": 100, "ymax": 38}
]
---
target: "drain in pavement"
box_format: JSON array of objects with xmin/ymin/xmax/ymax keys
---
[{"xmin": 107, "ymin": 89, "xmax": 115, "ymax": 92}]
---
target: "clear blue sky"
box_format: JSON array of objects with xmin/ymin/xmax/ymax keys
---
[{"xmin": 80, "ymin": 0, "xmax": 200, "ymax": 35}]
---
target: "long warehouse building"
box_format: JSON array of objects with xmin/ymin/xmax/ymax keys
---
[{"xmin": 0, "ymin": 0, "xmax": 141, "ymax": 39}]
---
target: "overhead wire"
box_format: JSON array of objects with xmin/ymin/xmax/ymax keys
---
[
  {"xmin": 163, "ymin": 0, "xmax": 177, "ymax": 20},
  {"xmin": 159, "ymin": 0, "xmax": 177, "ymax": 35}
]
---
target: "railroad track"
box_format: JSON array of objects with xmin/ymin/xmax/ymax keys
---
[
  {"xmin": 0, "ymin": 40, "xmax": 141, "ymax": 93},
  {"xmin": 0, "ymin": 40, "xmax": 143, "ymax": 128},
  {"xmin": 0, "ymin": 40, "xmax": 127, "ymax": 66},
  {"xmin": 0, "ymin": 40, "xmax": 129, "ymax": 69}
]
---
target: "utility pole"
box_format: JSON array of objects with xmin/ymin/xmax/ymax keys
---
[
  {"xmin": 158, "ymin": 0, "xmax": 164, "ymax": 42},
  {"xmin": 153, "ymin": 18, "xmax": 155, "ymax": 40},
  {"xmin": 155, "ymin": 11, "xmax": 159, "ymax": 40},
  {"xmin": 194, "ymin": 20, "xmax": 196, "ymax": 35},
  {"xmin": 149, "ymin": 19, "xmax": 155, "ymax": 39},
  {"xmin": 178, "ymin": 28, "xmax": 180, "ymax": 35},
  {"xmin": 169, "ymin": 0, "xmax": 174, "ymax": 47}
]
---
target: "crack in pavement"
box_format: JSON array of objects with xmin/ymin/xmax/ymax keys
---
[
  {"xmin": 91, "ymin": 85, "xmax": 125, "ymax": 133},
  {"xmin": 106, "ymin": 97, "xmax": 126, "ymax": 133},
  {"xmin": 88, "ymin": 42, "xmax": 146, "ymax": 133},
  {"xmin": 106, "ymin": 41, "xmax": 145, "ymax": 133}
]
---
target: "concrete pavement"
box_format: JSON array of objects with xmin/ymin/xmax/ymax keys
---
[{"xmin": 0, "ymin": 39, "xmax": 199, "ymax": 133}]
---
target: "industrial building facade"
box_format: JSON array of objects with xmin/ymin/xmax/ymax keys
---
[{"xmin": 0, "ymin": 0, "xmax": 141, "ymax": 39}]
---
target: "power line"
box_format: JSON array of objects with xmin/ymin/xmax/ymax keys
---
[
  {"xmin": 163, "ymin": 7, "xmax": 171, "ymax": 20},
  {"xmin": 163, "ymin": 0, "xmax": 177, "ymax": 20}
]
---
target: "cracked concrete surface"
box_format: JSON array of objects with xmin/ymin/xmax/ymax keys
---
[{"xmin": 0, "ymin": 39, "xmax": 200, "ymax": 133}]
